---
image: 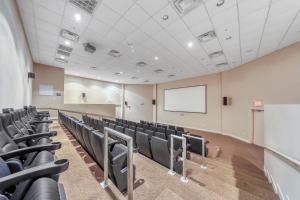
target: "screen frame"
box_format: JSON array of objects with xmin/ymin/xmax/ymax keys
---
[{"xmin": 163, "ymin": 84, "xmax": 207, "ymax": 114}]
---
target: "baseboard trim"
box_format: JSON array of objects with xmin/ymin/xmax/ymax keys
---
[
  {"xmin": 222, "ymin": 132, "xmax": 251, "ymax": 143},
  {"xmin": 156, "ymin": 121, "xmax": 251, "ymax": 144}
]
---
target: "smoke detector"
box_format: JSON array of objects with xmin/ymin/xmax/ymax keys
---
[
  {"xmin": 197, "ymin": 30, "xmax": 216, "ymax": 43},
  {"xmin": 60, "ymin": 29, "xmax": 80, "ymax": 42},
  {"xmin": 136, "ymin": 61, "xmax": 147, "ymax": 67},
  {"xmin": 108, "ymin": 50, "xmax": 122, "ymax": 58},
  {"xmin": 69, "ymin": 0, "xmax": 98, "ymax": 14},
  {"xmin": 83, "ymin": 43, "xmax": 96, "ymax": 53},
  {"xmin": 209, "ymin": 51, "xmax": 224, "ymax": 58},
  {"xmin": 171, "ymin": 0, "xmax": 202, "ymax": 16}
]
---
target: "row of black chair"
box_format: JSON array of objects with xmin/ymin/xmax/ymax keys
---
[
  {"xmin": 86, "ymin": 115, "xmax": 207, "ymax": 172},
  {"xmin": 60, "ymin": 112, "xmax": 135, "ymax": 192},
  {"xmin": 102, "ymin": 117, "xmax": 208, "ymax": 156},
  {"xmin": 0, "ymin": 106, "xmax": 68, "ymax": 200}
]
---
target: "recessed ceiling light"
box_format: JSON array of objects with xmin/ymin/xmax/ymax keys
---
[
  {"xmin": 209, "ymin": 51, "xmax": 224, "ymax": 58},
  {"xmin": 197, "ymin": 30, "xmax": 216, "ymax": 43},
  {"xmin": 74, "ymin": 13, "xmax": 82, "ymax": 22},
  {"xmin": 64, "ymin": 40, "xmax": 71, "ymax": 46},
  {"xmin": 136, "ymin": 61, "xmax": 147, "ymax": 67},
  {"xmin": 187, "ymin": 41, "xmax": 194, "ymax": 48},
  {"xmin": 225, "ymin": 36, "xmax": 232, "ymax": 40},
  {"xmin": 216, "ymin": 62, "xmax": 228, "ymax": 67},
  {"xmin": 60, "ymin": 55, "xmax": 65, "ymax": 59},
  {"xmin": 115, "ymin": 80, "xmax": 119, "ymax": 83},
  {"xmin": 168, "ymin": 74, "xmax": 175, "ymax": 78},
  {"xmin": 131, "ymin": 76, "xmax": 138, "ymax": 80},
  {"xmin": 216, "ymin": 0, "xmax": 225, "ymax": 7},
  {"xmin": 154, "ymin": 56, "xmax": 159, "ymax": 60},
  {"xmin": 162, "ymin": 15, "xmax": 169, "ymax": 20}
]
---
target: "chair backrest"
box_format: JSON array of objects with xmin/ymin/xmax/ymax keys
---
[
  {"xmin": 176, "ymin": 127, "xmax": 184, "ymax": 132},
  {"xmin": 116, "ymin": 125, "xmax": 124, "ymax": 133},
  {"xmin": 150, "ymin": 136, "xmax": 170, "ymax": 168},
  {"xmin": 109, "ymin": 123, "xmax": 116, "ymax": 130},
  {"xmin": 136, "ymin": 127, "xmax": 144, "ymax": 132},
  {"xmin": 155, "ymin": 132, "xmax": 166, "ymax": 140},
  {"xmin": 168, "ymin": 125, "xmax": 176, "ymax": 130},
  {"xmin": 145, "ymin": 129, "xmax": 154, "ymax": 137},
  {"xmin": 136, "ymin": 131, "xmax": 152, "ymax": 158},
  {"xmin": 166, "ymin": 129, "xmax": 175, "ymax": 137},
  {"xmin": 157, "ymin": 127, "xmax": 166, "ymax": 133},
  {"xmin": 129, "ymin": 125, "xmax": 136, "ymax": 130}
]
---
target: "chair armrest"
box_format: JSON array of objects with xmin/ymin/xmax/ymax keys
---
[
  {"xmin": 0, "ymin": 159, "xmax": 69, "ymax": 189},
  {"xmin": 30, "ymin": 120, "xmax": 53, "ymax": 124},
  {"xmin": 0, "ymin": 142, "xmax": 61, "ymax": 160},
  {"xmin": 13, "ymin": 132, "xmax": 56, "ymax": 143}
]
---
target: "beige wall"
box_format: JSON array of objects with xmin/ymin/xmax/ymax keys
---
[
  {"xmin": 64, "ymin": 75, "xmax": 122, "ymax": 105},
  {"xmin": 32, "ymin": 64, "xmax": 116, "ymax": 118},
  {"xmin": 156, "ymin": 42, "xmax": 300, "ymax": 142},
  {"xmin": 221, "ymin": 43, "xmax": 300, "ymax": 141},
  {"xmin": 124, "ymin": 84, "xmax": 153, "ymax": 122},
  {"xmin": 157, "ymin": 73, "xmax": 222, "ymax": 132},
  {"xmin": 0, "ymin": 0, "xmax": 33, "ymax": 110}
]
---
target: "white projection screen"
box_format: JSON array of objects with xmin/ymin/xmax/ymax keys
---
[{"xmin": 164, "ymin": 85, "xmax": 207, "ymax": 113}]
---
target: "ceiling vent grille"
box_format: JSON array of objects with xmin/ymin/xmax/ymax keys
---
[
  {"xmin": 58, "ymin": 44, "xmax": 73, "ymax": 53},
  {"xmin": 209, "ymin": 51, "xmax": 224, "ymax": 58},
  {"xmin": 69, "ymin": 0, "xmax": 98, "ymax": 14},
  {"xmin": 131, "ymin": 76, "xmax": 138, "ymax": 80},
  {"xmin": 113, "ymin": 72, "xmax": 123, "ymax": 76},
  {"xmin": 136, "ymin": 61, "xmax": 147, "ymax": 67},
  {"xmin": 55, "ymin": 58, "xmax": 68, "ymax": 63},
  {"xmin": 60, "ymin": 29, "xmax": 80, "ymax": 42},
  {"xmin": 168, "ymin": 74, "xmax": 175, "ymax": 78},
  {"xmin": 154, "ymin": 69, "xmax": 164, "ymax": 73},
  {"xmin": 172, "ymin": 0, "xmax": 202, "ymax": 16},
  {"xmin": 197, "ymin": 30, "xmax": 216, "ymax": 43},
  {"xmin": 108, "ymin": 50, "xmax": 122, "ymax": 58},
  {"xmin": 57, "ymin": 50, "xmax": 71, "ymax": 57},
  {"xmin": 216, "ymin": 62, "xmax": 228, "ymax": 67}
]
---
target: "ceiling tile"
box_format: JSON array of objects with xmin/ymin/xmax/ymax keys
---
[
  {"xmin": 103, "ymin": 0, "xmax": 134, "ymax": 15},
  {"xmin": 93, "ymin": 4, "xmax": 121, "ymax": 27},
  {"xmin": 34, "ymin": 4, "xmax": 63, "ymax": 27},
  {"xmin": 140, "ymin": 18, "xmax": 162, "ymax": 36},
  {"xmin": 137, "ymin": 0, "xmax": 168, "ymax": 16},
  {"xmin": 114, "ymin": 18, "xmax": 136, "ymax": 35},
  {"xmin": 124, "ymin": 4, "xmax": 150, "ymax": 27}
]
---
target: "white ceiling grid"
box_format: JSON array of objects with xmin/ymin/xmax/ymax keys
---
[{"xmin": 16, "ymin": 0, "xmax": 300, "ymax": 84}]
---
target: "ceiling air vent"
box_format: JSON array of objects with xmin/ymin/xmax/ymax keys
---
[
  {"xmin": 209, "ymin": 51, "xmax": 224, "ymax": 58},
  {"xmin": 58, "ymin": 44, "xmax": 73, "ymax": 53},
  {"xmin": 57, "ymin": 50, "xmax": 71, "ymax": 57},
  {"xmin": 69, "ymin": 0, "xmax": 98, "ymax": 14},
  {"xmin": 144, "ymin": 80, "xmax": 150, "ymax": 83},
  {"xmin": 216, "ymin": 62, "xmax": 228, "ymax": 67},
  {"xmin": 108, "ymin": 50, "xmax": 122, "ymax": 58},
  {"xmin": 113, "ymin": 72, "xmax": 123, "ymax": 76},
  {"xmin": 83, "ymin": 43, "xmax": 96, "ymax": 53},
  {"xmin": 168, "ymin": 74, "xmax": 175, "ymax": 78},
  {"xmin": 60, "ymin": 29, "xmax": 80, "ymax": 42},
  {"xmin": 172, "ymin": 0, "xmax": 202, "ymax": 16},
  {"xmin": 131, "ymin": 76, "xmax": 138, "ymax": 80},
  {"xmin": 136, "ymin": 61, "xmax": 147, "ymax": 67},
  {"xmin": 154, "ymin": 69, "xmax": 164, "ymax": 73},
  {"xmin": 197, "ymin": 30, "xmax": 216, "ymax": 43},
  {"xmin": 55, "ymin": 58, "xmax": 68, "ymax": 63}
]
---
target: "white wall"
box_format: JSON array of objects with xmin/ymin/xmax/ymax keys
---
[
  {"xmin": 264, "ymin": 104, "xmax": 300, "ymax": 200},
  {"xmin": 0, "ymin": 0, "xmax": 33, "ymax": 110},
  {"xmin": 264, "ymin": 151, "xmax": 300, "ymax": 200}
]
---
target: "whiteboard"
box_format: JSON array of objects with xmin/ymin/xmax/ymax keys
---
[
  {"xmin": 164, "ymin": 85, "xmax": 206, "ymax": 113},
  {"xmin": 39, "ymin": 85, "xmax": 54, "ymax": 96},
  {"xmin": 264, "ymin": 105, "xmax": 300, "ymax": 163}
]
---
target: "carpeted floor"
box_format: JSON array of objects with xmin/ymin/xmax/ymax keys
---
[{"xmin": 51, "ymin": 121, "xmax": 278, "ymax": 200}]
